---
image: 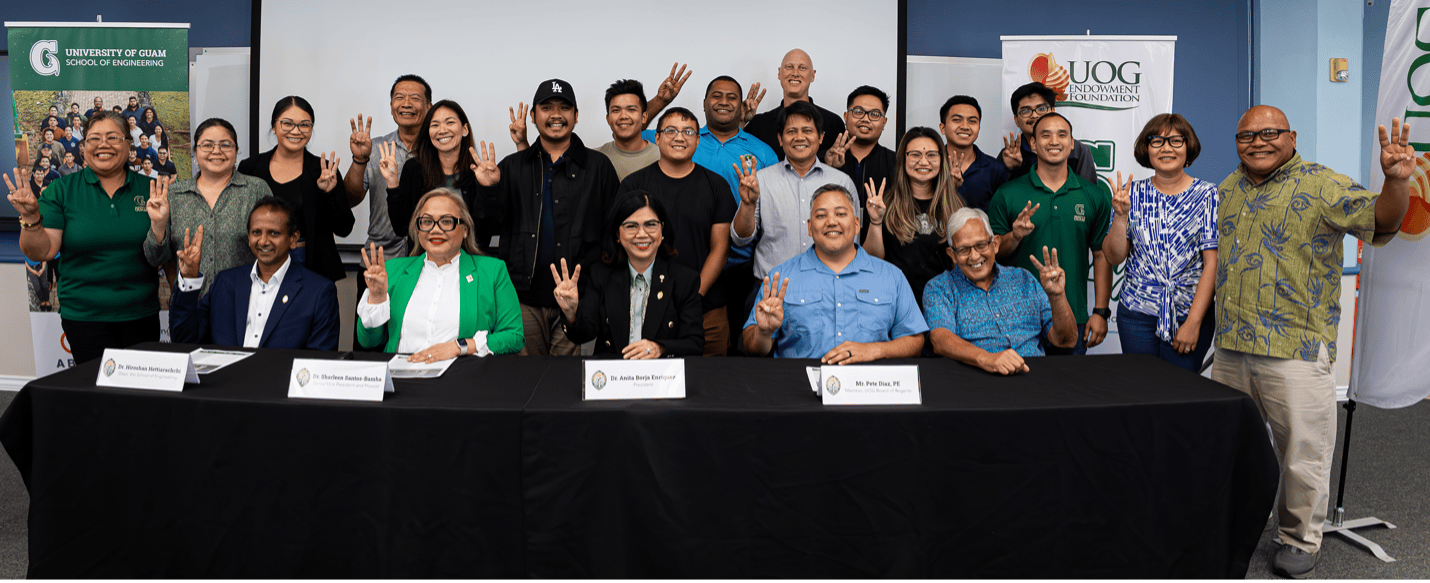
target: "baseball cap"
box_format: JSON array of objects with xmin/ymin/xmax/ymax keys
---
[{"xmin": 533, "ymin": 79, "xmax": 577, "ymax": 109}]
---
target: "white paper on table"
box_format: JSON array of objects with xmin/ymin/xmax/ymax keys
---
[
  {"xmin": 189, "ymin": 348, "xmax": 256, "ymax": 374},
  {"xmin": 388, "ymin": 354, "xmax": 457, "ymax": 379},
  {"xmin": 806, "ymin": 366, "xmax": 822, "ymax": 395},
  {"xmin": 96, "ymin": 348, "xmax": 198, "ymax": 391},
  {"xmin": 820, "ymin": 364, "xmax": 922, "ymax": 406}
]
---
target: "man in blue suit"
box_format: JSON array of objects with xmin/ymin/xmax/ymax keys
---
[{"xmin": 170, "ymin": 196, "xmax": 341, "ymax": 350}]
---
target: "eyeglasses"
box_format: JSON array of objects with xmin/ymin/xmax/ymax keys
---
[
  {"xmin": 1235, "ymin": 128, "xmax": 1292, "ymax": 143},
  {"xmin": 84, "ymin": 135, "xmax": 128, "ymax": 147},
  {"xmin": 278, "ymin": 119, "xmax": 314, "ymax": 134},
  {"xmin": 658, "ymin": 127, "xmax": 698, "ymax": 138},
  {"xmin": 953, "ymin": 238, "xmax": 994, "ymax": 258},
  {"xmin": 417, "ymin": 215, "xmax": 462, "ymax": 232},
  {"xmin": 197, "ymin": 141, "xmax": 237, "ymax": 153},
  {"xmin": 848, "ymin": 107, "xmax": 885, "ymax": 121},
  {"xmin": 1146, "ymin": 135, "xmax": 1186, "ymax": 148},
  {"xmin": 905, "ymin": 150, "xmax": 942, "ymax": 161},
  {"xmin": 620, "ymin": 219, "xmax": 663, "ymax": 235},
  {"xmin": 1016, "ymin": 104, "xmax": 1053, "ymax": 118}
]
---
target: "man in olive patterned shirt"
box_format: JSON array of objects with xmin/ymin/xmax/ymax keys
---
[{"xmin": 1213, "ymin": 105, "xmax": 1413, "ymax": 579}]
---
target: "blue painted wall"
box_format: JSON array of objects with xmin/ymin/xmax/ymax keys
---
[
  {"xmin": 2, "ymin": 1, "xmax": 251, "ymax": 48},
  {"xmin": 906, "ymin": 0, "xmax": 1252, "ymax": 183}
]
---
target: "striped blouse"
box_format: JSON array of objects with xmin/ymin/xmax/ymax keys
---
[{"xmin": 1119, "ymin": 177, "xmax": 1219, "ymax": 342}]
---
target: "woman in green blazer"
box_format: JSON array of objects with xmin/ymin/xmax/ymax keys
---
[{"xmin": 356, "ymin": 188, "xmax": 523, "ymax": 359}]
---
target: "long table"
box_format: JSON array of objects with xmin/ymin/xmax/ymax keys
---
[{"xmin": 0, "ymin": 344, "xmax": 1277, "ymax": 578}]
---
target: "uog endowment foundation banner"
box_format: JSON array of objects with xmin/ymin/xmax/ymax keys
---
[
  {"xmin": 1352, "ymin": 0, "xmax": 1430, "ymax": 408},
  {"xmin": 6, "ymin": 22, "xmax": 188, "ymax": 376},
  {"xmin": 1001, "ymin": 35, "xmax": 1176, "ymax": 355}
]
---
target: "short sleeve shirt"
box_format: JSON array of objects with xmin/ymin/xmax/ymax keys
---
[
  {"xmin": 922, "ymin": 264, "xmax": 1052, "ymax": 357},
  {"xmin": 1215, "ymin": 154, "xmax": 1378, "ymax": 362},
  {"xmin": 38, "ymin": 168, "xmax": 159, "ymax": 321},
  {"xmin": 365, "ymin": 130, "xmax": 411, "ymax": 259},
  {"xmin": 1120, "ymin": 177, "xmax": 1219, "ymax": 343},
  {"xmin": 730, "ymin": 160, "xmax": 860, "ymax": 280}
]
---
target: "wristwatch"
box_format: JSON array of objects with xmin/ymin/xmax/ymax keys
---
[
  {"xmin": 1091, "ymin": 307, "xmax": 1112, "ymax": 319},
  {"xmin": 456, "ymin": 337, "xmax": 469, "ymax": 356}
]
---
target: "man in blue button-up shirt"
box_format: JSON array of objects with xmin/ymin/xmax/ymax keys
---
[{"xmin": 743, "ymin": 184, "xmax": 927, "ymax": 362}]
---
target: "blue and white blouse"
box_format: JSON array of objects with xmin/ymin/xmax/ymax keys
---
[{"xmin": 1120, "ymin": 177, "xmax": 1219, "ymax": 342}]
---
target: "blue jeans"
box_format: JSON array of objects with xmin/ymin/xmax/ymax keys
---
[{"xmin": 1117, "ymin": 304, "xmax": 1214, "ymax": 372}]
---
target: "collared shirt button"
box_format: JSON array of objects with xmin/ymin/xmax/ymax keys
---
[
  {"xmin": 837, "ymin": 303, "xmax": 841, "ymax": 307},
  {"xmin": 837, "ymin": 332, "xmax": 842, "ymax": 336}
]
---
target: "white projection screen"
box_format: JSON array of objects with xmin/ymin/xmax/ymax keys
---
[{"xmin": 258, "ymin": 0, "xmax": 898, "ymax": 245}]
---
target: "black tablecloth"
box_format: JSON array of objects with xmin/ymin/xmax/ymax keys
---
[{"xmin": 0, "ymin": 344, "xmax": 1277, "ymax": 578}]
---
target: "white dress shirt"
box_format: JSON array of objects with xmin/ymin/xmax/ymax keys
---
[
  {"xmin": 357, "ymin": 254, "xmax": 491, "ymax": 355},
  {"xmin": 178, "ymin": 255, "xmax": 293, "ymax": 348}
]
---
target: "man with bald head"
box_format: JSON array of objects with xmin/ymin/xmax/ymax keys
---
[
  {"xmin": 1213, "ymin": 105, "xmax": 1413, "ymax": 579},
  {"xmin": 743, "ymin": 49, "xmax": 846, "ymax": 161}
]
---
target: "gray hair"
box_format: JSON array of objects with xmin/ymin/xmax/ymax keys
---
[
  {"xmin": 946, "ymin": 207, "xmax": 993, "ymax": 247},
  {"xmin": 810, "ymin": 183, "xmax": 859, "ymax": 215}
]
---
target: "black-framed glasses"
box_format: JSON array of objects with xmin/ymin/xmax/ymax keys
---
[
  {"xmin": 658, "ymin": 127, "xmax": 698, "ymax": 138},
  {"xmin": 1235, "ymin": 128, "xmax": 1292, "ymax": 143},
  {"xmin": 278, "ymin": 119, "xmax": 314, "ymax": 134},
  {"xmin": 196, "ymin": 140, "xmax": 237, "ymax": 153},
  {"xmin": 1016, "ymin": 104, "xmax": 1053, "ymax": 118},
  {"xmin": 848, "ymin": 106, "xmax": 885, "ymax": 121},
  {"xmin": 953, "ymin": 238, "xmax": 994, "ymax": 257},
  {"xmin": 1146, "ymin": 135, "xmax": 1186, "ymax": 148},
  {"xmin": 620, "ymin": 219, "xmax": 663, "ymax": 235},
  {"xmin": 417, "ymin": 215, "xmax": 462, "ymax": 232}
]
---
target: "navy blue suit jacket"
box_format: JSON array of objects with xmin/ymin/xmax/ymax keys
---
[{"xmin": 170, "ymin": 261, "xmax": 340, "ymax": 350}]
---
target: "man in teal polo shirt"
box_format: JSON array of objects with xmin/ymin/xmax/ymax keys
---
[{"xmin": 988, "ymin": 113, "xmax": 1112, "ymax": 354}]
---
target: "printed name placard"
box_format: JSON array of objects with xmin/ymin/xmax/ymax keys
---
[
  {"xmin": 96, "ymin": 349, "xmax": 198, "ymax": 392},
  {"xmin": 287, "ymin": 358, "xmax": 393, "ymax": 402},
  {"xmin": 820, "ymin": 365, "xmax": 921, "ymax": 405},
  {"xmin": 582, "ymin": 359, "xmax": 686, "ymax": 400}
]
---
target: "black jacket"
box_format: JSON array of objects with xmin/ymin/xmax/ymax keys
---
[
  {"xmin": 238, "ymin": 149, "xmax": 355, "ymax": 282},
  {"xmin": 386, "ymin": 158, "xmax": 492, "ymax": 252},
  {"xmin": 561, "ymin": 256, "xmax": 704, "ymax": 357},
  {"xmin": 476, "ymin": 133, "xmax": 619, "ymax": 291}
]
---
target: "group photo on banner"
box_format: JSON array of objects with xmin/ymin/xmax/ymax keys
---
[{"xmin": 7, "ymin": 22, "xmax": 189, "ymax": 375}]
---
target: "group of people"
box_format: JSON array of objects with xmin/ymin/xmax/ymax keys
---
[
  {"xmin": 26, "ymin": 96, "xmax": 178, "ymax": 196},
  {"xmin": 4, "ymin": 48, "xmax": 1417, "ymax": 579}
]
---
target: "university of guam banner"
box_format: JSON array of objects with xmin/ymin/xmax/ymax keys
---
[
  {"xmin": 1001, "ymin": 36, "xmax": 1176, "ymax": 354},
  {"xmin": 6, "ymin": 22, "xmax": 188, "ymax": 376},
  {"xmin": 1352, "ymin": 0, "xmax": 1430, "ymax": 408}
]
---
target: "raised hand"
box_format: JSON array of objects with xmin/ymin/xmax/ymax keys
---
[
  {"xmin": 657, "ymin": 62, "xmax": 690, "ymax": 106},
  {"xmin": 1028, "ymin": 245, "xmax": 1065, "ymax": 297},
  {"xmin": 146, "ymin": 176, "xmax": 171, "ymax": 241},
  {"xmin": 509, "ymin": 102, "xmax": 529, "ymax": 147},
  {"xmin": 377, "ymin": 140, "xmax": 401, "ymax": 189},
  {"xmin": 1380, "ymin": 117, "xmax": 1414, "ymax": 180},
  {"xmin": 317, "ymin": 151, "xmax": 341, "ymax": 192},
  {"xmin": 948, "ymin": 149, "xmax": 965, "ymax": 190},
  {"xmin": 754, "ymin": 272, "xmax": 789, "ymax": 334},
  {"xmin": 471, "ymin": 141, "xmax": 502, "ymax": 186},
  {"xmin": 360, "ymin": 242, "xmax": 388, "ymax": 302},
  {"xmin": 1111, "ymin": 171, "xmax": 1133, "ymax": 217},
  {"xmin": 3, "ymin": 168, "xmax": 40, "ymax": 220},
  {"xmin": 865, "ymin": 177, "xmax": 887, "ymax": 226},
  {"xmin": 177, "ymin": 225, "xmax": 204, "ymax": 279},
  {"xmin": 825, "ymin": 131, "xmax": 853, "ymax": 167},
  {"xmin": 741, "ymin": 82, "xmax": 766, "ymax": 124},
  {"xmin": 550, "ymin": 257, "xmax": 581, "ymax": 319},
  {"xmin": 979, "ymin": 348, "xmax": 1029, "ymax": 375},
  {"xmin": 1012, "ymin": 201, "xmax": 1040, "ymax": 239},
  {"xmin": 349, "ymin": 113, "xmax": 373, "ymax": 162},
  {"xmin": 1000, "ymin": 131, "xmax": 1024, "ymax": 168},
  {"xmin": 734, "ymin": 155, "xmax": 760, "ymax": 206}
]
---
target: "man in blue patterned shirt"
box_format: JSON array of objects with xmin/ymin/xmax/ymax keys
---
[
  {"xmin": 1213, "ymin": 105, "xmax": 1414, "ymax": 579},
  {"xmin": 924, "ymin": 208, "xmax": 1076, "ymax": 374}
]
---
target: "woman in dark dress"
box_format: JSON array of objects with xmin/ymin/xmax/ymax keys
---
[{"xmin": 863, "ymin": 126, "xmax": 966, "ymax": 307}]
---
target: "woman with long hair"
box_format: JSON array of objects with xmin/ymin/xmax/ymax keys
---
[
  {"xmin": 863, "ymin": 126, "xmax": 966, "ymax": 306},
  {"xmin": 379, "ymin": 99, "xmax": 487, "ymax": 250}
]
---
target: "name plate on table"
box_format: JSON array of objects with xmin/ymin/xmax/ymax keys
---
[
  {"xmin": 819, "ymin": 365, "xmax": 921, "ymax": 405},
  {"xmin": 287, "ymin": 358, "xmax": 393, "ymax": 402},
  {"xmin": 582, "ymin": 359, "xmax": 686, "ymax": 400},
  {"xmin": 96, "ymin": 349, "xmax": 198, "ymax": 391}
]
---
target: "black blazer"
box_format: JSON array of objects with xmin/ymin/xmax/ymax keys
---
[
  {"xmin": 562, "ymin": 256, "xmax": 704, "ymax": 357},
  {"xmin": 386, "ymin": 158, "xmax": 491, "ymax": 252},
  {"xmin": 238, "ymin": 149, "xmax": 355, "ymax": 282}
]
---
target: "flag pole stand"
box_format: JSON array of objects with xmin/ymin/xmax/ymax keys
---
[{"xmin": 1323, "ymin": 399, "xmax": 1397, "ymax": 562}]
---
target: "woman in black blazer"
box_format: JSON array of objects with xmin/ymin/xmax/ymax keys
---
[
  {"xmin": 551, "ymin": 190, "xmax": 704, "ymax": 358},
  {"xmin": 378, "ymin": 99, "xmax": 489, "ymax": 251},
  {"xmin": 237, "ymin": 96, "xmax": 355, "ymax": 282}
]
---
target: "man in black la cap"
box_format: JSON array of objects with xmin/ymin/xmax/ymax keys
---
[{"xmin": 474, "ymin": 78, "xmax": 620, "ymax": 355}]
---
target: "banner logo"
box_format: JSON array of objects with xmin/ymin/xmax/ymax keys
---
[
  {"xmin": 1029, "ymin": 52, "xmax": 1140, "ymax": 111},
  {"xmin": 30, "ymin": 40, "xmax": 60, "ymax": 77},
  {"xmin": 591, "ymin": 370, "xmax": 607, "ymax": 390},
  {"xmin": 1401, "ymin": 153, "xmax": 1430, "ymax": 241}
]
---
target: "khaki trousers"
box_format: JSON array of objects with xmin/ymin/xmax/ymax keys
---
[
  {"xmin": 518, "ymin": 304, "xmax": 580, "ymax": 356},
  {"xmin": 702, "ymin": 307, "xmax": 730, "ymax": 357},
  {"xmin": 1211, "ymin": 345, "xmax": 1336, "ymax": 553}
]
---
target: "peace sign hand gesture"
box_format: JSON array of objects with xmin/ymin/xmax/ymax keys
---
[
  {"xmin": 1012, "ymin": 201, "xmax": 1040, "ymax": 239},
  {"xmin": 657, "ymin": 62, "xmax": 691, "ymax": 105},
  {"xmin": 1000, "ymin": 131, "xmax": 1024, "ymax": 169},
  {"xmin": 349, "ymin": 113, "xmax": 373, "ymax": 161},
  {"xmin": 734, "ymin": 156, "xmax": 760, "ymax": 205},
  {"xmin": 1111, "ymin": 171, "xmax": 1133, "ymax": 217},
  {"xmin": 550, "ymin": 257, "xmax": 581, "ymax": 321},
  {"xmin": 948, "ymin": 149, "xmax": 965, "ymax": 190},
  {"xmin": 377, "ymin": 140, "xmax": 401, "ymax": 189},
  {"xmin": 825, "ymin": 131, "xmax": 854, "ymax": 168},
  {"xmin": 4, "ymin": 168, "xmax": 40, "ymax": 221},
  {"xmin": 317, "ymin": 151, "xmax": 341, "ymax": 192},
  {"xmin": 471, "ymin": 141, "xmax": 502, "ymax": 187},
  {"xmin": 177, "ymin": 225, "xmax": 205, "ymax": 279},
  {"xmin": 146, "ymin": 176, "xmax": 171, "ymax": 241},
  {"xmin": 865, "ymin": 177, "xmax": 887, "ymax": 225},
  {"xmin": 509, "ymin": 102, "xmax": 529, "ymax": 148},
  {"xmin": 754, "ymin": 272, "xmax": 790, "ymax": 334},
  {"xmin": 1380, "ymin": 117, "xmax": 1415, "ymax": 180},
  {"xmin": 1028, "ymin": 245, "xmax": 1065, "ymax": 297},
  {"xmin": 741, "ymin": 82, "xmax": 766, "ymax": 124},
  {"xmin": 360, "ymin": 242, "xmax": 388, "ymax": 302}
]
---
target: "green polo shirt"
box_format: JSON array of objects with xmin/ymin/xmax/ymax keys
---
[
  {"xmin": 988, "ymin": 167, "xmax": 1112, "ymax": 324},
  {"xmin": 38, "ymin": 168, "xmax": 159, "ymax": 322}
]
